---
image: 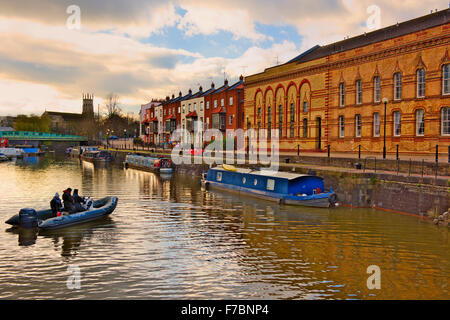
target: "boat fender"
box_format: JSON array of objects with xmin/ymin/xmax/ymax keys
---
[
  {"xmin": 18, "ymin": 208, "xmax": 38, "ymax": 229},
  {"xmin": 328, "ymin": 194, "xmax": 338, "ymax": 206}
]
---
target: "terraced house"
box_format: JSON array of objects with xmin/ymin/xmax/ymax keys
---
[{"xmin": 244, "ymin": 9, "xmax": 450, "ymax": 155}]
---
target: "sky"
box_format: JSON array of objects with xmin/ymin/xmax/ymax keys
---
[{"xmin": 0, "ymin": 0, "xmax": 446, "ymax": 117}]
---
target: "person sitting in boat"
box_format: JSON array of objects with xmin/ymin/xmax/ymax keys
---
[
  {"xmin": 50, "ymin": 193, "xmax": 63, "ymax": 216},
  {"xmin": 73, "ymin": 189, "xmax": 85, "ymax": 212},
  {"xmin": 62, "ymin": 188, "xmax": 76, "ymax": 214}
]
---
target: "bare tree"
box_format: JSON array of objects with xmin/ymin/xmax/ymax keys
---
[{"xmin": 104, "ymin": 93, "xmax": 122, "ymax": 118}]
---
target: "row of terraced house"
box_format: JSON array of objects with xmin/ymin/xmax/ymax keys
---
[
  {"xmin": 141, "ymin": 76, "xmax": 244, "ymax": 148},
  {"xmin": 141, "ymin": 9, "xmax": 450, "ymax": 155}
]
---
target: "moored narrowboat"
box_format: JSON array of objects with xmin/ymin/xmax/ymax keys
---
[
  {"xmin": 81, "ymin": 150, "xmax": 111, "ymax": 163},
  {"xmin": 124, "ymin": 154, "xmax": 173, "ymax": 173},
  {"xmin": 201, "ymin": 165, "xmax": 337, "ymax": 208}
]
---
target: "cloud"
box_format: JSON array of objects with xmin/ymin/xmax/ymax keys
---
[
  {"xmin": 0, "ymin": 0, "xmax": 445, "ymax": 116},
  {"xmin": 177, "ymin": 5, "xmax": 268, "ymax": 41}
]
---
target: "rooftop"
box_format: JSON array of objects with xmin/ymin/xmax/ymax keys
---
[{"xmin": 285, "ymin": 8, "xmax": 450, "ymax": 65}]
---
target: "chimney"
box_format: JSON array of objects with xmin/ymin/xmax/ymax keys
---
[
  {"xmin": 166, "ymin": 96, "xmax": 170, "ymax": 101},
  {"xmin": 239, "ymin": 75, "xmax": 244, "ymax": 81},
  {"xmin": 189, "ymin": 89, "xmax": 192, "ymax": 95},
  {"xmin": 211, "ymin": 82, "xmax": 215, "ymax": 89},
  {"xmin": 224, "ymin": 79, "xmax": 229, "ymax": 86},
  {"xmin": 179, "ymin": 91, "xmax": 182, "ymax": 97},
  {"xmin": 172, "ymin": 94, "xmax": 175, "ymax": 99},
  {"xmin": 199, "ymin": 86, "xmax": 203, "ymax": 92}
]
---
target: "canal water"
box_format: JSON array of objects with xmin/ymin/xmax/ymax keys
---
[{"xmin": 0, "ymin": 155, "xmax": 448, "ymax": 300}]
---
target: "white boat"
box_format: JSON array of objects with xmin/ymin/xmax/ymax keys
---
[{"xmin": 0, "ymin": 148, "xmax": 24, "ymax": 158}]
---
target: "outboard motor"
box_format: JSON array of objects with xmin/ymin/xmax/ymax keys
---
[{"xmin": 18, "ymin": 208, "xmax": 38, "ymax": 229}]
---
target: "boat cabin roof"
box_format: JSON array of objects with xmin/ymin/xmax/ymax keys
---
[{"xmin": 210, "ymin": 166, "xmax": 318, "ymax": 181}]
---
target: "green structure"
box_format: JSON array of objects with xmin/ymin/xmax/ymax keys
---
[{"xmin": 0, "ymin": 131, "xmax": 88, "ymax": 142}]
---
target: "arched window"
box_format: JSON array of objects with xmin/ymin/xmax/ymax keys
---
[
  {"xmin": 442, "ymin": 107, "xmax": 450, "ymax": 136},
  {"xmin": 417, "ymin": 69, "xmax": 426, "ymax": 98},
  {"xmin": 355, "ymin": 114, "xmax": 362, "ymax": 138},
  {"xmin": 373, "ymin": 113, "xmax": 380, "ymax": 137},
  {"xmin": 393, "ymin": 111, "xmax": 401, "ymax": 136},
  {"xmin": 303, "ymin": 101, "xmax": 308, "ymax": 113},
  {"xmin": 290, "ymin": 103, "xmax": 295, "ymax": 138},
  {"xmin": 373, "ymin": 77, "xmax": 381, "ymax": 103},
  {"xmin": 394, "ymin": 73, "xmax": 402, "ymax": 100},
  {"xmin": 443, "ymin": 64, "xmax": 450, "ymax": 95},
  {"xmin": 355, "ymin": 80, "xmax": 362, "ymax": 105},
  {"xmin": 339, "ymin": 116, "xmax": 345, "ymax": 138},
  {"xmin": 278, "ymin": 105, "xmax": 283, "ymax": 137},
  {"xmin": 303, "ymin": 118, "xmax": 308, "ymax": 138},
  {"xmin": 416, "ymin": 109, "xmax": 424, "ymax": 136},
  {"xmin": 267, "ymin": 106, "xmax": 272, "ymax": 138},
  {"xmin": 339, "ymin": 83, "xmax": 345, "ymax": 106}
]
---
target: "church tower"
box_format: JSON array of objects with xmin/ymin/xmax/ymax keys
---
[{"xmin": 82, "ymin": 93, "xmax": 94, "ymax": 117}]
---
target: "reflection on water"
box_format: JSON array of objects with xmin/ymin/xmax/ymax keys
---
[{"xmin": 0, "ymin": 155, "xmax": 449, "ymax": 300}]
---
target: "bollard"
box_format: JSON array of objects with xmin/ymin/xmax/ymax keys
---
[
  {"xmin": 358, "ymin": 145, "xmax": 361, "ymax": 159},
  {"xmin": 396, "ymin": 144, "xmax": 399, "ymax": 161},
  {"xmin": 436, "ymin": 145, "xmax": 439, "ymax": 163}
]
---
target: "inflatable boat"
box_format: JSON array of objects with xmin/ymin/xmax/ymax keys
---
[{"xmin": 5, "ymin": 196, "xmax": 118, "ymax": 230}]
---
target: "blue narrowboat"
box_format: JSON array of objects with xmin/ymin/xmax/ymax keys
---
[
  {"xmin": 124, "ymin": 154, "xmax": 173, "ymax": 173},
  {"xmin": 202, "ymin": 166, "xmax": 338, "ymax": 208}
]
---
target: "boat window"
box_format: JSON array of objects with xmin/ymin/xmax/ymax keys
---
[
  {"xmin": 267, "ymin": 179, "xmax": 275, "ymax": 191},
  {"xmin": 242, "ymin": 177, "xmax": 246, "ymax": 184},
  {"xmin": 217, "ymin": 172, "xmax": 222, "ymax": 182},
  {"xmin": 254, "ymin": 179, "xmax": 258, "ymax": 186}
]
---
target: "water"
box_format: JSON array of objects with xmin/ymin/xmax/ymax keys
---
[{"xmin": 0, "ymin": 155, "xmax": 448, "ymax": 300}]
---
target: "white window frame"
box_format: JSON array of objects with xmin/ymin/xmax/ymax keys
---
[
  {"xmin": 356, "ymin": 80, "xmax": 362, "ymax": 105},
  {"xmin": 373, "ymin": 113, "xmax": 380, "ymax": 137},
  {"xmin": 393, "ymin": 111, "xmax": 401, "ymax": 137},
  {"xmin": 417, "ymin": 69, "xmax": 426, "ymax": 98},
  {"xmin": 229, "ymin": 97, "xmax": 233, "ymax": 106},
  {"xmin": 339, "ymin": 83, "xmax": 345, "ymax": 106},
  {"xmin": 443, "ymin": 64, "xmax": 450, "ymax": 95},
  {"xmin": 442, "ymin": 107, "xmax": 450, "ymax": 136},
  {"xmin": 339, "ymin": 116, "xmax": 345, "ymax": 138},
  {"xmin": 394, "ymin": 73, "xmax": 402, "ymax": 101},
  {"xmin": 221, "ymin": 99, "xmax": 224, "ymax": 107},
  {"xmin": 355, "ymin": 114, "xmax": 362, "ymax": 138},
  {"xmin": 416, "ymin": 109, "xmax": 424, "ymax": 136},
  {"xmin": 374, "ymin": 77, "xmax": 381, "ymax": 103},
  {"xmin": 214, "ymin": 100, "xmax": 217, "ymax": 108}
]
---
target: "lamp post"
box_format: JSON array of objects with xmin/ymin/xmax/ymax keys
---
[{"xmin": 382, "ymin": 97, "xmax": 388, "ymax": 159}]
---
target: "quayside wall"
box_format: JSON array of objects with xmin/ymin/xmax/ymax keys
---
[{"xmin": 109, "ymin": 151, "xmax": 449, "ymax": 218}]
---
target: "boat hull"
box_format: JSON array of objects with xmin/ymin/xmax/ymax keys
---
[
  {"xmin": 124, "ymin": 162, "xmax": 173, "ymax": 174},
  {"xmin": 203, "ymin": 180, "xmax": 335, "ymax": 208},
  {"xmin": 5, "ymin": 197, "xmax": 118, "ymax": 229}
]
